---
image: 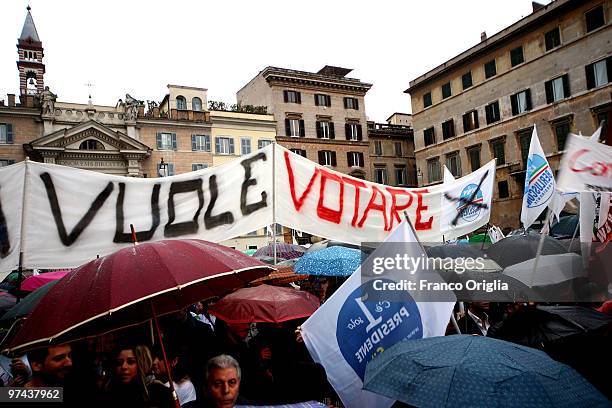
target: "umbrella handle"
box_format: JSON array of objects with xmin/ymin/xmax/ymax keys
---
[{"xmin": 150, "ymin": 301, "xmax": 181, "ymax": 408}]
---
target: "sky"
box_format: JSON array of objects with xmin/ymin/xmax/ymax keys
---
[{"xmin": 0, "ymin": 0, "xmax": 551, "ymax": 122}]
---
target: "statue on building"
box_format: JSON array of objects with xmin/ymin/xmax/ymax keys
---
[
  {"xmin": 124, "ymin": 93, "xmax": 142, "ymax": 121},
  {"xmin": 39, "ymin": 86, "xmax": 57, "ymax": 115}
]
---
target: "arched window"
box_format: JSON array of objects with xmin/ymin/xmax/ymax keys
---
[
  {"xmin": 192, "ymin": 97, "xmax": 202, "ymax": 111},
  {"xmin": 176, "ymin": 96, "xmax": 187, "ymax": 110},
  {"xmin": 26, "ymin": 71, "xmax": 37, "ymax": 94},
  {"xmin": 79, "ymin": 139, "xmax": 104, "ymax": 150}
]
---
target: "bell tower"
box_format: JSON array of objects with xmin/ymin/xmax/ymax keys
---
[{"xmin": 17, "ymin": 6, "xmax": 45, "ymax": 97}]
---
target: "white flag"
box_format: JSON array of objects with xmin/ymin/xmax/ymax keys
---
[
  {"xmin": 301, "ymin": 220, "xmax": 455, "ymax": 408},
  {"xmin": 521, "ymin": 126, "xmax": 555, "ymax": 230},
  {"xmin": 443, "ymin": 165, "xmax": 455, "ymax": 185}
]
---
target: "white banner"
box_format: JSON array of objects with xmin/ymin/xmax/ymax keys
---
[
  {"xmin": 557, "ymin": 133, "xmax": 612, "ymax": 193},
  {"xmin": 301, "ymin": 220, "xmax": 455, "ymax": 408},
  {"xmin": 0, "ymin": 163, "xmax": 25, "ymax": 273}
]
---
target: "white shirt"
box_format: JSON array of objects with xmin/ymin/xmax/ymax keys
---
[{"xmin": 165, "ymin": 379, "xmax": 197, "ymax": 406}]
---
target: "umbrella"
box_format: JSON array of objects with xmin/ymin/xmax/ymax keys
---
[
  {"xmin": 254, "ymin": 243, "xmax": 306, "ymax": 259},
  {"xmin": 0, "ymin": 291, "xmax": 16, "ymax": 314},
  {"xmin": 363, "ymin": 335, "xmax": 609, "ymax": 408},
  {"xmin": 20, "ymin": 270, "xmax": 71, "ymax": 292},
  {"xmin": 295, "ymin": 246, "xmax": 362, "ymax": 276},
  {"xmin": 6, "ymin": 239, "xmax": 273, "ymax": 352},
  {"xmin": 503, "ymin": 253, "xmax": 585, "ymax": 288},
  {"xmin": 242, "ymin": 249, "xmax": 257, "ymax": 256},
  {"xmin": 306, "ymin": 239, "xmax": 361, "ymax": 253},
  {"xmin": 250, "ymin": 260, "xmax": 307, "ymax": 286},
  {"xmin": 255, "ymin": 255, "xmax": 287, "ymax": 265},
  {"xmin": 486, "ymin": 230, "xmax": 567, "ymax": 268},
  {"xmin": 442, "ymin": 271, "xmax": 541, "ymax": 302},
  {"xmin": 209, "ymin": 284, "xmax": 319, "ymax": 324},
  {"xmin": 1, "ymin": 280, "xmax": 59, "ymax": 322},
  {"xmin": 425, "ymin": 244, "xmax": 486, "ymax": 260},
  {"xmin": 550, "ymin": 214, "xmax": 579, "ymax": 239}
]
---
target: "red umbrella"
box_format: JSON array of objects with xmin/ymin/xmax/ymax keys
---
[
  {"xmin": 6, "ymin": 239, "xmax": 273, "ymax": 352},
  {"xmin": 209, "ymin": 284, "xmax": 319, "ymax": 324},
  {"xmin": 20, "ymin": 270, "xmax": 71, "ymax": 292}
]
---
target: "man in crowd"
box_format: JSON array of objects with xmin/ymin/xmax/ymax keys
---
[
  {"xmin": 25, "ymin": 343, "xmax": 72, "ymax": 387},
  {"xmin": 203, "ymin": 354, "xmax": 242, "ymax": 408}
]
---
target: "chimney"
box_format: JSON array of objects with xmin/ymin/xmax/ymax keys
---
[
  {"xmin": 532, "ymin": 1, "xmax": 545, "ymax": 12},
  {"xmin": 481, "ymin": 31, "xmax": 487, "ymax": 42},
  {"xmin": 7, "ymin": 94, "xmax": 15, "ymax": 107}
]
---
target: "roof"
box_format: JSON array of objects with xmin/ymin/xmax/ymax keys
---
[
  {"xmin": 385, "ymin": 112, "xmax": 412, "ymax": 122},
  {"xmin": 20, "ymin": 8, "xmax": 40, "ymax": 42},
  {"xmin": 317, "ymin": 66, "xmax": 353, "ymax": 77},
  {"xmin": 259, "ymin": 66, "xmax": 372, "ymax": 92}
]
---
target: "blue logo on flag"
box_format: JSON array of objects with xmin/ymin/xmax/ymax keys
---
[
  {"xmin": 336, "ymin": 280, "xmax": 422, "ymax": 380},
  {"xmin": 524, "ymin": 154, "xmax": 554, "ymax": 208},
  {"xmin": 457, "ymin": 183, "xmax": 484, "ymax": 222}
]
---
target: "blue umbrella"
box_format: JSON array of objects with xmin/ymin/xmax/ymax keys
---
[
  {"xmin": 294, "ymin": 246, "xmax": 361, "ymax": 276},
  {"xmin": 364, "ymin": 335, "xmax": 610, "ymax": 408}
]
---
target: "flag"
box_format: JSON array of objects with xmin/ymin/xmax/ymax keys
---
[
  {"xmin": 557, "ymin": 133, "xmax": 612, "ymax": 193},
  {"xmin": 521, "ymin": 125, "xmax": 555, "ymax": 230},
  {"xmin": 301, "ymin": 220, "xmax": 455, "ymax": 408},
  {"xmin": 443, "ymin": 165, "xmax": 455, "ymax": 185},
  {"xmin": 549, "ymin": 191, "xmax": 579, "ymax": 222}
]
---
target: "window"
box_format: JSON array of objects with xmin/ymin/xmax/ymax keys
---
[
  {"xmin": 395, "ymin": 166, "xmax": 407, "ymax": 186},
  {"xmin": 192, "ymin": 97, "xmax": 202, "ymax": 111},
  {"xmin": 446, "ymin": 152, "xmax": 461, "ymax": 178},
  {"xmin": 511, "ymin": 89, "xmax": 532, "ymax": 115},
  {"xmin": 462, "ymin": 110, "xmax": 479, "ymax": 132},
  {"xmin": 290, "ymin": 148, "xmax": 306, "ymax": 157},
  {"xmin": 427, "ymin": 158, "xmax": 441, "ymax": 183},
  {"xmin": 554, "ymin": 121, "xmax": 571, "ymax": 151},
  {"xmin": 345, "ymin": 123, "xmax": 362, "ymax": 141},
  {"xmin": 158, "ymin": 162, "xmax": 175, "ymax": 177},
  {"xmin": 0, "ymin": 159, "xmax": 15, "ymax": 167},
  {"xmin": 192, "ymin": 163, "xmax": 208, "ymax": 171},
  {"xmin": 316, "ymin": 121, "xmax": 334, "ymax": 139},
  {"xmin": 424, "ymin": 127, "xmax": 436, "ymax": 146},
  {"xmin": 157, "ymin": 132, "xmax": 176, "ymax": 150},
  {"xmin": 215, "ymin": 137, "xmax": 235, "ymax": 155},
  {"xmin": 545, "ymin": 27, "xmax": 561, "ymax": 51},
  {"xmin": 518, "ymin": 129, "xmax": 532, "ymax": 168},
  {"xmin": 442, "ymin": 119, "xmax": 455, "ymax": 140},
  {"xmin": 596, "ymin": 110, "xmax": 609, "ymax": 139},
  {"xmin": 315, "ymin": 94, "xmax": 331, "ymax": 107},
  {"xmin": 318, "ymin": 150, "xmax": 336, "ymax": 166},
  {"xmin": 394, "ymin": 142, "xmax": 402, "ymax": 157},
  {"xmin": 585, "ymin": 5, "xmax": 605, "ymax": 32},
  {"xmin": 241, "ymin": 138, "xmax": 251, "ymax": 155},
  {"xmin": 462, "ymin": 72, "xmax": 473, "ymax": 90},
  {"xmin": 586, "ymin": 57, "xmax": 611, "ymax": 89},
  {"xmin": 374, "ymin": 140, "xmax": 382, "ymax": 155},
  {"xmin": 545, "ymin": 74, "xmax": 570, "ymax": 103},
  {"xmin": 498, "ymin": 180, "xmax": 509, "ymax": 199},
  {"xmin": 176, "ymin": 96, "xmax": 187, "ymax": 110},
  {"xmin": 468, "ymin": 147, "xmax": 481, "ymax": 171},
  {"xmin": 344, "ymin": 97, "xmax": 359, "ymax": 110},
  {"xmin": 423, "ymin": 92, "xmax": 432, "ymax": 108},
  {"xmin": 192, "ymin": 134, "xmax": 211, "ymax": 152},
  {"xmin": 0, "ymin": 124, "xmax": 14, "ymax": 144},
  {"xmin": 258, "ymin": 139, "xmax": 273, "ymax": 149},
  {"xmin": 285, "ymin": 119, "xmax": 305, "ymax": 137},
  {"xmin": 441, "ymin": 82, "xmax": 452, "ymax": 99},
  {"xmin": 247, "ymin": 230, "xmax": 258, "ymax": 236},
  {"xmin": 484, "ymin": 60, "xmax": 497, "ymax": 79},
  {"xmin": 79, "ymin": 139, "xmax": 103, "ymax": 150},
  {"xmin": 491, "ymin": 138, "xmax": 505, "ymax": 165},
  {"xmin": 374, "ymin": 167, "xmax": 387, "ymax": 184},
  {"xmin": 283, "ymin": 90, "xmax": 301, "ymax": 104},
  {"xmin": 347, "ymin": 152, "xmax": 364, "ymax": 167},
  {"xmin": 510, "ymin": 46, "xmax": 524, "ymax": 67},
  {"xmin": 485, "ymin": 101, "xmax": 501, "ymax": 124}
]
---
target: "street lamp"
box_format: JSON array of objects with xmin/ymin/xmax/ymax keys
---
[{"xmin": 158, "ymin": 157, "xmax": 168, "ymax": 178}]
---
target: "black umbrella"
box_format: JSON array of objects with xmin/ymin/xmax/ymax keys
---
[
  {"xmin": 442, "ymin": 271, "xmax": 542, "ymax": 302},
  {"xmin": 485, "ymin": 231, "xmax": 567, "ymax": 268},
  {"xmin": 425, "ymin": 244, "xmax": 486, "ymax": 259},
  {"xmin": 550, "ymin": 214, "xmax": 579, "ymax": 239}
]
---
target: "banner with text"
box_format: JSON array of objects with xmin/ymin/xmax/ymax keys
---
[{"xmin": 557, "ymin": 134, "xmax": 612, "ymax": 193}]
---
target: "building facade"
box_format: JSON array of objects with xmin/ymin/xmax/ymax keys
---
[
  {"xmin": 367, "ymin": 121, "xmax": 417, "ymax": 187},
  {"xmin": 237, "ymin": 65, "xmax": 373, "ymax": 180},
  {"xmin": 406, "ymin": 0, "xmax": 611, "ymax": 228}
]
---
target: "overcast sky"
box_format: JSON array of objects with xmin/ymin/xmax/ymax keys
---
[{"xmin": 1, "ymin": 0, "xmax": 550, "ymax": 122}]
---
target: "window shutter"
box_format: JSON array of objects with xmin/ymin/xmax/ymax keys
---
[
  {"xmin": 172, "ymin": 133, "xmax": 177, "ymax": 150},
  {"xmin": 296, "ymin": 92, "xmax": 301, "ymax": 104},
  {"xmin": 6, "ymin": 124, "xmax": 13, "ymax": 144},
  {"xmin": 326, "ymin": 95, "xmax": 331, "ymax": 107},
  {"xmin": 316, "ymin": 121, "xmax": 322, "ymax": 138},
  {"xmin": 318, "ymin": 151, "xmax": 324, "ymax": 165},
  {"xmin": 156, "ymin": 132, "xmax": 162, "ymax": 149},
  {"xmin": 347, "ymin": 152, "xmax": 353, "ymax": 167},
  {"xmin": 562, "ymin": 74, "xmax": 570, "ymax": 98},
  {"xmin": 301, "ymin": 149, "xmax": 306, "ymax": 158},
  {"xmin": 607, "ymin": 57, "xmax": 612, "ymax": 83},
  {"xmin": 205, "ymin": 135, "xmax": 211, "ymax": 152},
  {"xmin": 314, "ymin": 94, "xmax": 319, "ymax": 106},
  {"xmin": 345, "ymin": 123, "xmax": 350, "ymax": 140},
  {"xmin": 285, "ymin": 119, "xmax": 291, "ymax": 136},
  {"xmin": 283, "ymin": 90, "xmax": 288, "ymax": 102},
  {"xmin": 585, "ymin": 64, "xmax": 596, "ymax": 89},
  {"xmin": 525, "ymin": 89, "xmax": 532, "ymax": 110},
  {"xmin": 485, "ymin": 105, "xmax": 491, "ymax": 124},
  {"xmin": 355, "ymin": 99, "xmax": 359, "ymax": 110},
  {"xmin": 191, "ymin": 135, "xmax": 196, "ymax": 151},
  {"xmin": 215, "ymin": 137, "xmax": 220, "ymax": 154},
  {"xmin": 545, "ymin": 80, "xmax": 553, "ymax": 104},
  {"xmin": 343, "ymin": 98, "xmax": 348, "ymax": 109},
  {"xmin": 329, "ymin": 122, "xmax": 335, "ymax": 139},
  {"xmin": 462, "ymin": 114, "xmax": 469, "ymax": 132},
  {"xmin": 357, "ymin": 124, "xmax": 363, "ymax": 141},
  {"xmin": 168, "ymin": 164, "xmax": 174, "ymax": 176},
  {"xmin": 331, "ymin": 152, "xmax": 337, "ymax": 166},
  {"xmin": 229, "ymin": 138, "xmax": 235, "ymax": 154},
  {"xmin": 299, "ymin": 120, "xmax": 305, "ymax": 137},
  {"xmin": 8, "ymin": 160, "xmax": 15, "ymax": 165},
  {"xmin": 474, "ymin": 111, "xmax": 479, "ymax": 129},
  {"xmin": 510, "ymin": 94, "xmax": 518, "ymax": 115}
]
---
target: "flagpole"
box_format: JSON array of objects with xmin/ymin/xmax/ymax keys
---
[
  {"xmin": 16, "ymin": 158, "xmax": 31, "ymax": 302},
  {"xmin": 529, "ymin": 208, "xmax": 554, "ymax": 288},
  {"xmin": 272, "ymin": 142, "xmax": 277, "ymax": 265}
]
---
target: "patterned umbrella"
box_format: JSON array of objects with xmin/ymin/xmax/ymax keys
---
[
  {"xmin": 295, "ymin": 246, "xmax": 362, "ymax": 277},
  {"xmin": 364, "ymin": 335, "xmax": 609, "ymax": 408},
  {"xmin": 254, "ymin": 243, "xmax": 306, "ymax": 259}
]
